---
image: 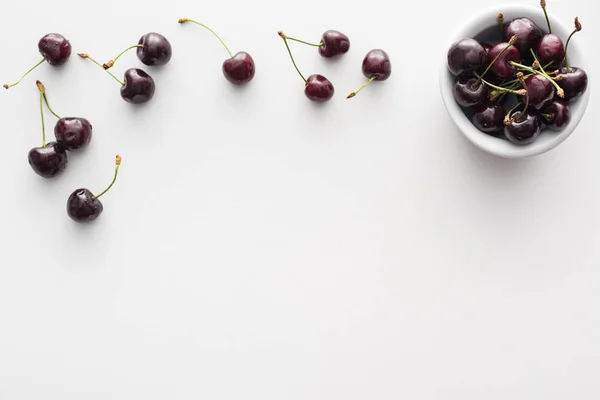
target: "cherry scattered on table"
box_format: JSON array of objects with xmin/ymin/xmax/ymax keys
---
[
  {"xmin": 4, "ymin": 33, "xmax": 72, "ymax": 90},
  {"xmin": 103, "ymin": 32, "xmax": 172, "ymax": 70},
  {"xmin": 67, "ymin": 155, "xmax": 122, "ymax": 223},
  {"xmin": 280, "ymin": 30, "xmax": 350, "ymax": 58},
  {"xmin": 347, "ymin": 49, "xmax": 392, "ymax": 99},
  {"xmin": 179, "ymin": 18, "xmax": 255, "ymax": 85}
]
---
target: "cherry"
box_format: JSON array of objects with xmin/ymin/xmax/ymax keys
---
[
  {"xmin": 67, "ymin": 155, "xmax": 122, "ymax": 223},
  {"xmin": 36, "ymin": 80, "xmax": 93, "ymax": 151},
  {"xmin": 179, "ymin": 18, "xmax": 255, "ymax": 85},
  {"xmin": 347, "ymin": 49, "xmax": 391, "ymax": 99},
  {"xmin": 521, "ymin": 74, "xmax": 554, "ymax": 110},
  {"xmin": 120, "ymin": 68, "xmax": 155, "ymax": 104},
  {"xmin": 278, "ymin": 31, "xmax": 334, "ymax": 102},
  {"xmin": 453, "ymin": 75, "xmax": 489, "ymax": 107},
  {"xmin": 447, "ymin": 38, "xmax": 486, "ymax": 77},
  {"xmin": 557, "ymin": 17, "xmax": 588, "ymax": 103},
  {"xmin": 3, "ymin": 33, "xmax": 71, "ymax": 89},
  {"xmin": 279, "ymin": 30, "xmax": 350, "ymax": 58},
  {"xmin": 504, "ymin": 18, "xmax": 542, "ymax": 55},
  {"xmin": 487, "ymin": 41, "xmax": 520, "ymax": 79},
  {"xmin": 103, "ymin": 32, "xmax": 172, "ymax": 70},
  {"xmin": 78, "ymin": 53, "xmax": 155, "ymax": 104},
  {"xmin": 29, "ymin": 83, "xmax": 67, "ymax": 178},
  {"xmin": 540, "ymin": 99, "xmax": 571, "ymax": 130},
  {"xmin": 471, "ymin": 103, "xmax": 506, "ymax": 134},
  {"xmin": 504, "ymin": 109, "xmax": 542, "ymax": 145},
  {"xmin": 536, "ymin": 35, "xmax": 564, "ymax": 70}
]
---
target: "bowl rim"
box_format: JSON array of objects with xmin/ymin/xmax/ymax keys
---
[{"xmin": 439, "ymin": 4, "xmax": 592, "ymax": 158}]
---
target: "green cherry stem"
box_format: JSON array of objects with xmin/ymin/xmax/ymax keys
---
[
  {"xmin": 3, "ymin": 58, "xmax": 46, "ymax": 89},
  {"xmin": 504, "ymin": 101, "xmax": 523, "ymax": 125},
  {"xmin": 281, "ymin": 34, "xmax": 323, "ymax": 47},
  {"xmin": 93, "ymin": 155, "xmax": 122, "ymax": 200},
  {"xmin": 517, "ymin": 72, "xmax": 529, "ymax": 120},
  {"xmin": 529, "ymin": 49, "xmax": 547, "ymax": 75},
  {"xmin": 564, "ymin": 17, "xmax": 582, "ymax": 72},
  {"xmin": 497, "ymin": 13, "xmax": 504, "ymax": 39},
  {"xmin": 347, "ymin": 76, "xmax": 377, "ymax": 99},
  {"xmin": 36, "ymin": 80, "xmax": 62, "ymax": 120},
  {"xmin": 278, "ymin": 31, "xmax": 307, "ymax": 83},
  {"xmin": 474, "ymin": 72, "xmax": 527, "ymax": 95},
  {"xmin": 475, "ymin": 34, "xmax": 517, "ymax": 86},
  {"xmin": 540, "ymin": 0, "xmax": 552, "ymax": 33},
  {"xmin": 78, "ymin": 53, "xmax": 125, "ymax": 86},
  {"xmin": 103, "ymin": 44, "xmax": 143, "ymax": 69},
  {"xmin": 178, "ymin": 18, "xmax": 233, "ymax": 58},
  {"xmin": 510, "ymin": 61, "xmax": 564, "ymax": 98},
  {"xmin": 36, "ymin": 81, "xmax": 46, "ymax": 146}
]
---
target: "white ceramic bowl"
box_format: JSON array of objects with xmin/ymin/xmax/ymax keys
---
[{"xmin": 440, "ymin": 4, "xmax": 591, "ymax": 158}]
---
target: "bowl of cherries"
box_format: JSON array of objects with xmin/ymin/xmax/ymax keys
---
[{"xmin": 440, "ymin": 1, "xmax": 590, "ymax": 158}]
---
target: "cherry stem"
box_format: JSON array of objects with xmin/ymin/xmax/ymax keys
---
[
  {"xmin": 475, "ymin": 34, "xmax": 517, "ymax": 86},
  {"xmin": 282, "ymin": 34, "xmax": 323, "ymax": 47},
  {"xmin": 347, "ymin": 76, "xmax": 377, "ymax": 99},
  {"xmin": 93, "ymin": 155, "xmax": 122, "ymax": 200},
  {"xmin": 564, "ymin": 17, "xmax": 582, "ymax": 73},
  {"xmin": 540, "ymin": 0, "xmax": 552, "ymax": 33},
  {"xmin": 278, "ymin": 31, "xmax": 307, "ymax": 83},
  {"xmin": 529, "ymin": 49, "xmax": 547, "ymax": 75},
  {"xmin": 497, "ymin": 13, "xmax": 504, "ymax": 39},
  {"xmin": 38, "ymin": 86, "xmax": 46, "ymax": 146},
  {"xmin": 3, "ymin": 58, "xmax": 46, "ymax": 89},
  {"xmin": 178, "ymin": 18, "xmax": 233, "ymax": 58},
  {"xmin": 517, "ymin": 73, "xmax": 530, "ymax": 119},
  {"xmin": 104, "ymin": 44, "xmax": 143, "ymax": 69},
  {"xmin": 474, "ymin": 72, "xmax": 527, "ymax": 95},
  {"xmin": 78, "ymin": 53, "xmax": 125, "ymax": 86},
  {"xmin": 505, "ymin": 101, "xmax": 523, "ymax": 125},
  {"xmin": 510, "ymin": 61, "xmax": 564, "ymax": 98},
  {"xmin": 36, "ymin": 80, "xmax": 62, "ymax": 120}
]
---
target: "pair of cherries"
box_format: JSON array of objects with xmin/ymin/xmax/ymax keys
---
[
  {"xmin": 447, "ymin": 0, "xmax": 588, "ymax": 145},
  {"xmin": 277, "ymin": 30, "xmax": 392, "ymax": 102}
]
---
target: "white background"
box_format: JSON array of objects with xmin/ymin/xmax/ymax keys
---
[{"xmin": 0, "ymin": 0, "xmax": 598, "ymax": 398}]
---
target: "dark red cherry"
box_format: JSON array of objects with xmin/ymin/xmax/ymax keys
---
[
  {"xmin": 541, "ymin": 99, "xmax": 571, "ymax": 130},
  {"xmin": 38, "ymin": 33, "xmax": 72, "ymax": 66},
  {"xmin": 28, "ymin": 142, "xmax": 68, "ymax": 178},
  {"xmin": 536, "ymin": 34, "xmax": 565, "ymax": 70},
  {"xmin": 67, "ymin": 188, "xmax": 103, "ymax": 222},
  {"xmin": 453, "ymin": 76, "xmax": 489, "ymax": 108},
  {"xmin": 319, "ymin": 30, "xmax": 350, "ymax": 58},
  {"xmin": 222, "ymin": 51, "xmax": 255, "ymax": 85},
  {"xmin": 504, "ymin": 18, "xmax": 542, "ymax": 55},
  {"xmin": 522, "ymin": 74, "xmax": 554, "ymax": 110},
  {"xmin": 487, "ymin": 42, "xmax": 520, "ymax": 79},
  {"xmin": 504, "ymin": 110, "xmax": 542, "ymax": 145},
  {"xmin": 304, "ymin": 74, "xmax": 334, "ymax": 102},
  {"xmin": 137, "ymin": 32, "xmax": 172, "ymax": 66},
  {"xmin": 558, "ymin": 67, "xmax": 588, "ymax": 103},
  {"xmin": 362, "ymin": 49, "xmax": 391, "ymax": 81},
  {"xmin": 120, "ymin": 68, "xmax": 155, "ymax": 104},
  {"xmin": 471, "ymin": 103, "xmax": 505, "ymax": 134},
  {"xmin": 54, "ymin": 117, "xmax": 92, "ymax": 151},
  {"xmin": 447, "ymin": 38, "xmax": 486, "ymax": 77}
]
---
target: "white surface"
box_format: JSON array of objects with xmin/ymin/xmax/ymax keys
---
[
  {"xmin": 0, "ymin": 0, "xmax": 599, "ymax": 398},
  {"xmin": 440, "ymin": 4, "xmax": 592, "ymax": 158}
]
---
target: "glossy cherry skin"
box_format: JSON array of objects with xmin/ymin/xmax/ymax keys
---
[
  {"xmin": 453, "ymin": 76, "xmax": 489, "ymax": 108},
  {"xmin": 447, "ymin": 38, "xmax": 486, "ymax": 77},
  {"xmin": 66, "ymin": 188, "xmax": 103, "ymax": 222},
  {"xmin": 54, "ymin": 117, "xmax": 92, "ymax": 151},
  {"xmin": 38, "ymin": 33, "xmax": 72, "ymax": 66},
  {"xmin": 504, "ymin": 18, "xmax": 542, "ymax": 55},
  {"xmin": 541, "ymin": 99, "xmax": 571, "ymax": 131},
  {"xmin": 362, "ymin": 49, "xmax": 391, "ymax": 81},
  {"xmin": 318, "ymin": 30, "xmax": 350, "ymax": 58},
  {"xmin": 522, "ymin": 74, "xmax": 554, "ymax": 110},
  {"xmin": 471, "ymin": 103, "xmax": 505, "ymax": 134},
  {"xmin": 120, "ymin": 68, "xmax": 155, "ymax": 104},
  {"xmin": 536, "ymin": 34, "xmax": 565, "ymax": 70},
  {"xmin": 504, "ymin": 110, "xmax": 542, "ymax": 145},
  {"xmin": 558, "ymin": 67, "xmax": 588, "ymax": 103},
  {"xmin": 222, "ymin": 51, "xmax": 255, "ymax": 85},
  {"xmin": 487, "ymin": 42, "xmax": 520, "ymax": 79},
  {"xmin": 137, "ymin": 32, "xmax": 172, "ymax": 66},
  {"xmin": 28, "ymin": 142, "xmax": 68, "ymax": 178},
  {"xmin": 304, "ymin": 74, "xmax": 334, "ymax": 102}
]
